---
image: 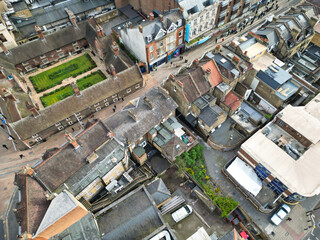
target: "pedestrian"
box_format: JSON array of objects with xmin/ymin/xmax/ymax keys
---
[
  {"xmin": 170, "ymin": 61, "xmax": 173, "ymax": 67},
  {"xmin": 2, "ymin": 144, "xmax": 8, "ymax": 150},
  {"xmin": 121, "ymin": 97, "xmax": 124, "ymax": 102},
  {"xmin": 286, "ymin": 217, "xmax": 292, "ymax": 221},
  {"xmin": 114, "ymin": 105, "xmax": 117, "ymax": 109},
  {"xmin": 19, "ymin": 154, "xmax": 24, "ymax": 159},
  {"xmin": 0, "ymin": 124, "xmax": 4, "ymax": 128},
  {"xmin": 71, "ymin": 127, "xmax": 75, "ymax": 132},
  {"xmin": 112, "ymin": 108, "xmax": 116, "ymax": 113}
]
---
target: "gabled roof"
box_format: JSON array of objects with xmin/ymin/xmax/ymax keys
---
[
  {"xmin": 34, "ymin": 121, "xmax": 112, "ymax": 192},
  {"xmin": 201, "ymin": 60, "xmax": 223, "ymax": 87},
  {"xmin": 10, "ymin": 65, "xmax": 143, "ymax": 140},
  {"xmin": 221, "ymin": 92, "xmax": 241, "ymax": 111},
  {"xmin": 15, "ymin": 173, "xmax": 50, "ymax": 235}
]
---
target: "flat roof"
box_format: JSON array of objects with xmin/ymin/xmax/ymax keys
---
[
  {"xmin": 241, "ymin": 98, "xmax": 320, "ymax": 197},
  {"xmin": 244, "ymin": 42, "xmax": 267, "ymax": 59}
]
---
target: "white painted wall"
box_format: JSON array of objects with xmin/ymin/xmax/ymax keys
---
[{"xmin": 120, "ymin": 28, "xmax": 147, "ymax": 63}]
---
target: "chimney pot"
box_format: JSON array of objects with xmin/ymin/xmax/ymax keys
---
[
  {"xmin": 26, "ymin": 101, "xmax": 39, "ymax": 117},
  {"xmin": 71, "ymin": 82, "xmax": 81, "ymax": 96},
  {"xmin": 110, "ymin": 64, "xmax": 117, "ymax": 78},
  {"xmin": 149, "ymin": 13, "xmax": 154, "ymax": 20},
  {"xmin": 233, "ymin": 55, "xmax": 240, "ymax": 63},
  {"xmin": 35, "ymin": 25, "xmax": 44, "ymax": 40},
  {"xmin": 206, "ymin": 68, "xmax": 211, "ymax": 73},
  {"xmin": 169, "ymin": 74, "xmax": 175, "ymax": 80},
  {"xmin": 244, "ymin": 51, "xmax": 248, "ymax": 55}
]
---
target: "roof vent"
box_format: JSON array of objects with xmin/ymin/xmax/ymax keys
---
[
  {"xmin": 220, "ymin": 58, "xmax": 227, "ymax": 63},
  {"xmin": 147, "ymin": 35, "xmax": 152, "ymax": 42},
  {"xmin": 111, "ymin": 157, "xmax": 117, "ymax": 163}
]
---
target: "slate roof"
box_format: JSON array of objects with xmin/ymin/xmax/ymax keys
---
[
  {"xmin": 199, "ymin": 106, "xmax": 218, "ymax": 127},
  {"xmin": 118, "ymin": 4, "xmax": 140, "ymax": 19},
  {"xmin": 146, "ymin": 178, "xmax": 171, "ymax": 206},
  {"xmin": 256, "ymin": 65, "xmax": 292, "ymax": 90},
  {"xmin": 64, "ymin": 138, "xmax": 125, "ymax": 196},
  {"xmin": 15, "ymin": 173, "xmax": 50, "ymax": 235},
  {"xmin": 34, "ymin": 121, "xmax": 112, "ymax": 192},
  {"xmin": 97, "ymin": 186, "xmax": 164, "ymax": 240},
  {"xmin": 254, "ymin": 28, "xmax": 279, "ymax": 47},
  {"xmin": 104, "ymin": 87, "xmax": 178, "ymax": 145},
  {"xmin": 49, "ymin": 213, "xmax": 101, "ymax": 240},
  {"xmin": 10, "ymin": 65, "xmax": 143, "ymax": 140}
]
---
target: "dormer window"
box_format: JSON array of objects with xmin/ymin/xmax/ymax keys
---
[{"xmin": 147, "ymin": 35, "xmax": 152, "ymax": 42}]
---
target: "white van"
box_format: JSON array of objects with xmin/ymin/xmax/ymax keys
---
[{"xmin": 171, "ymin": 205, "xmax": 193, "ymax": 223}]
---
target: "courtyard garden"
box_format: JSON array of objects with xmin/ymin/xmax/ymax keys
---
[
  {"xmin": 40, "ymin": 70, "xmax": 106, "ymax": 107},
  {"xmin": 175, "ymin": 144, "xmax": 239, "ymax": 217},
  {"xmin": 30, "ymin": 53, "xmax": 97, "ymax": 93}
]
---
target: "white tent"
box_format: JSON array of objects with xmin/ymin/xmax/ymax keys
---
[{"xmin": 227, "ymin": 157, "xmax": 262, "ymax": 196}]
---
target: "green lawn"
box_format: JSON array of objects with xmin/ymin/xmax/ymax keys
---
[
  {"xmin": 30, "ymin": 53, "xmax": 96, "ymax": 93},
  {"xmin": 76, "ymin": 70, "xmax": 106, "ymax": 90},
  {"xmin": 40, "ymin": 85, "xmax": 74, "ymax": 107},
  {"xmin": 40, "ymin": 70, "xmax": 107, "ymax": 107}
]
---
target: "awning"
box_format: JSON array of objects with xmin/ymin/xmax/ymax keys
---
[{"xmin": 227, "ymin": 157, "xmax": 262, "ymax": 196}]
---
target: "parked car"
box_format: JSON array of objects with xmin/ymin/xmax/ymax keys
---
[
  {"xmin": 171, "ymin": 205, "xmax": 193, "ymax": 223},
  {"xmin": 270, "ymin": 204, "xmax": 291, "ymax": 225}
]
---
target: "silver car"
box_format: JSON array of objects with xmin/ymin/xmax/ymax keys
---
[{"xmin": 270, "ymin": 204, "xmax": 291, "ymax": 225}]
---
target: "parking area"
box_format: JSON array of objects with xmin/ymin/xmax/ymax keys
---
[{"xmin": 160, "ymin": 166, "xmax": 233, "ymax": 239}]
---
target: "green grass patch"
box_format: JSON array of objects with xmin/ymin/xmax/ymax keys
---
[
  {"xmin": 40, "ymin": 85, "xmax": 74, "ymax": 107},
  {"xmin": 76, "ymin": 70, "xmax": 106, "ymax": 90},
  {"xmin": 175, "ymin": 144, "xmax": 238, "ymax": 217},
  {"xmin": 30, "ymin": 53, "xmax": 96, "ymax": 93}
]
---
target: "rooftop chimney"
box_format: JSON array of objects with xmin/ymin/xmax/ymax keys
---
[
  {"xmin": 65, "ymin": 132, "xmax": 80, "ymax": 149},
  {"xmin": 233, "ymin": 55, "xmax": 240, "ymax": 63},
  {"xmin": 213, "ymin": 45, "xmax": 221, "ymax": 53},
  {"xmin": 71, "ymin": 82, "xmax": 81, "ymax": 96},
  {"xmin": 138, "ymin": 25, "xmax": 143, "ymax": 33},
  {"xmin": 192, "ymin": 59, "xmax": 199, "ymax": 68},
  {"xmin": 35, "ymin": 25, "xmax": 44, "ymax": 40},
  {"xmin": 206, "ymin": 68, "xmax": 211, "ymax": 74},
  {"xmin": 65, "ymin": 8, "xmax": 77, "ymax": 28},
  {"xmin": 169, "ymin": 74, "xmax": 175, "ymax": 80},
  {"xmin": 143, "ymin": 96, "xmax": 154, "ymax": 109},
  {"xmin": 0, "ymin": 40, "xmax": 9, "ymax": 55},
  {"xmin": 244, "ymin": 51, "xmax": 248, "ymax": 55},
  {"xmin": 96, "ymin": 24, "xmax": 104, "ymax": 38},
  {"xmin": 149, "ymin": 13, "xmax": 154, "ymax": 20},
  {"xmin": 26, "ymin": 101, "xmax": 39, "ymax": 117},
  {"xmin": 179, "ymin": 6, "xmax": 184, "ymax": 14},
  {"xmin": 128, "ymin": 21, "xmax": 133, "ymax": 28},
  {"xmin": 109, "ymin": 64, "xmax": 117, "ymax": 78},
  {"xmin": 128, "ymin": 109, "xmax": 138, "ymax": 122},
  {"xmin": 111, "ymin": 41, "xmax": 119, "ymax": 57},
  {"xmin": 159, "ymin": 14, "xmax": 164, "ymax": 22}
]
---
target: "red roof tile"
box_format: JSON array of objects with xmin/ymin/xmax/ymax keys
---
[
  {"xmin": 222, "ymin": 92, "xmax": 241, "ymax": 111},
  {"xmin": 201, "ymin": 60, "xmax": 223, "ymax": 87}
]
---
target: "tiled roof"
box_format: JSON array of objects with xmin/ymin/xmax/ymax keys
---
[
  {"xmin": 201, "ymin": 60, "xmax": 223, "ymax": 87},
  {"xmin": 222, "ymin": 92, "xmax": 241, "ymax": 111}
]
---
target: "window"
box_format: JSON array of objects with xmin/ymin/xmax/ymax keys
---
[
  {"xmin": 126, "ymin": 88, "xmax": 131, "ymax": 93},
  {"xmin": 113, "ymin": 98, "xmax": 118, "ymax": 102},
  {"xmin": 94, "ymin": 103, "xmax": 100, "ymax": 107},
  {"xmin": 149, "ymin": 45, "xmax": 154, "ymax": 52},
  {"xmin": 68, "ymin": 121, "xmax": 73, "ymax": 125},
  {"xmin": 56, "ymin": 48, "xmax": 62, "ymax": 52},
  {"xmin": 135, "ymin": 84, "xmax": 140, "ymax": 89},
  {"xmin": 35, "ymin": 137, "xmax": 42, "ymax": 142},
  {"xmin": 96, "ymin": 106, "xmax": 101, "ymax": 111},
  {"xmin": 150, "ymin": 53, "xmax": 154, "ymax": 60},
  {"xmin": 26, "ymin": 66, "xmax": 32, "ymax": 71},
  {"xmin": 40, "ymin": 54, "xmax": 46, "ymax": 59},
  {"xmin": 58, "ymin": 126, "xmax": 64, "ymax": 131},
  {"xmin": 66, "ymin": 117, "xmax": 71, "ymax": 121},
  {"xmin": 174, "ymin": 86, "xmax": 177, "ymax": 92},
  {"xmin": 55, "ymin": 122, "xmax": 61, "ymax": 126},
  {"xmin": 112, "ymin": 94, "xmax": 117, "ymax": 98},
  {"xmin": 42, "ymin": 59, "xmax": 48, "ymax": 64},
  {"xmin": 58, "ymin": 52, "xmax": 64, "ymax": 57},
  {"xmin": 177, "ymin": 19, "xmax": 182, "ymax": 27},
  {"xmin": 0, "ymin": 34, "xmax": 7, "ymax": 42},
  {"xmin": 179, "ymin": 31, "xmax": 183, "ymax": 37},
  {"xmin": 105, "ymin": 102, "xmax": 109, "ymax": 107},
  {"xmin": 179, "ymin": 38, "xmax": 183, "ymax": 45}
]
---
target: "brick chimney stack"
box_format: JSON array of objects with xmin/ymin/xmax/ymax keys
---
[
  {"xmin": 96, "ymin": 24, "xmax": 104, "ymax": 38},
  {"xmin": 149, "ymin": 13, "xmax": 154, "ymax": 20},
  {"xmin": 138, "ymin": 25, "xmax": 143, "ymax": 33},
  {"xmin": 159, "ymin": 14, "xmax": 164, "ymax": 22},
  {"xmin": 71, "ymin": 82, "xmax": 81, "ymax": 96},
  {"xmin": 65, "ymin": 8, "xmax": 77, "ymax": 28},
  {"xmin": 0, "ymin": 40, "xmax": 9, "ymax": 55},
  {"xmin": 110, "ymin": 64, "xmax": 117, "ymax": 78},
  {"xmin": 26, "ymin": 101, "xmax": 39, "ymax": 117},
  {"xmin": 65, "ymin": 132, "xmax": 80, "ymax": 149},
  {"xmin": 143, "ymin": 96, "xmax": 154, "ymax": 109},
  {"xmin": 35, "ymin": 25, "xmax": 44, "ymax": 40},
  {"xmin": 111, "ymin": 41, "xmax": 119, "ymax": 57},
  {"xmin": 192, "ymin": 59, "xmax": 199, "ymax": 68}
]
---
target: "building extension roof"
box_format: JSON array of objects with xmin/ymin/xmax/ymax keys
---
[
  {"xmin": 256, "ymin": 65, "xmax": 292, "ymax": 90},
  {"xmin": 49, "ymin": 213, "xmax": 101, "ymax": 240},
  {"xmin": 96, "ymin": 186, "xmax": 165, "ymax": 240},
  {"xmin": 15, "ymin": 173, "xmax": 50, "ymax": 236},
  {"xmin": 241, "ymin": 96, "xmax": 320, "ymax": 197},
  {"xmin": 199, "ymin": 105, "xmax": 218, "ymax": 127},
  {"xmin": 146, "ymin": 178, "xmax": 171, "ymax": 206},
  {"xmin": 253, "ymin": 28, "xmax": 279, "ymax": 47},
  {"xmin": 221, "ymin": 91, "xmax": 241, "ymax": 111},
  {"xmin": 34, "ymin": 121, "xmax": 112, "ymax": 192},
  {"xmin": 177, "ymin": 0, "xmax": 214, "ymax": 19},
  {"xmin": 10, "ymin": 65, "xmax": 142, "ymax": 141},
  {"xmin": 104, "ymin": 87, "xmax": 178, "ymax": 145}
]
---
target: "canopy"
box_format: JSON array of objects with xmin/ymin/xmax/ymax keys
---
[{"xmin": 227, "ymin": 157, "xmax": 262, "ymax": 196}]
